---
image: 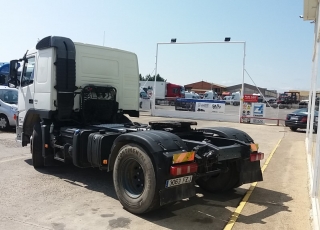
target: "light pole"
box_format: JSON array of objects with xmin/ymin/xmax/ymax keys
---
[{"xmin": 152, "ymin": 38, "xmax": 246, "ymax": 123}]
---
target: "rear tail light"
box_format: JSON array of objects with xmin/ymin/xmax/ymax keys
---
[
  {"xmin": 170, "ymin": 162, "xmax": 198, "ymax": 176},
  {"xmin": 13, "ymin": 114, "xmax": 17, "ymax": 120},
  {"xmin": 250, "ymin": 152, "xmax": 264, "ymax": 162},
  {"xmin": 301, "ymin": 117, "xmax": 307, "ymax": 122}
]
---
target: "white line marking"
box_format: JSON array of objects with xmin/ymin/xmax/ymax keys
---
[{"xmin": 0, "ymin": 155, "xmax": 30, "ymax": 164}]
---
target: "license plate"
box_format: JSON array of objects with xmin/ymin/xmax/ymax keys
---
[
  {"xmin": 290, "ymin": 116, "xmax": 298, "ymax": 120},
  {"xmin": 165, "ymin": 175, "xmax": 193, "ymax": 188}
]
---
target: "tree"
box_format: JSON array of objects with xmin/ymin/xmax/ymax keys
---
[{"xmin": 139, "ymin": 73, "xmax": 166, "ymax": 82}]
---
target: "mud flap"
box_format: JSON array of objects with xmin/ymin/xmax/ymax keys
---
[
  {"xmin": 239, "ymin": 160, "xmax": 263, "ymax": 185},
  {"xmin": 159, "ymin": 182, "xmax": 196, "ymax": 206}
]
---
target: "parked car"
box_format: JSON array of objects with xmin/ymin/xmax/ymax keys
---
[
  {"xmin": 285, "ymin": 108, "xmax": 318, "ymax": 132},
  {"xmin": 0, "ymin": 86, "xmax": 18, "ymax": 130},
  {"xmin": 298, "ymin": 98, "xmax": 319, "ymax": 109},
  {"xmin": 298, "ymin": 100, "xmax": 309, "ymax": 108},
  {"xmin": 266, "ymin": 98, "xmax": 277, "ymax": 107}
]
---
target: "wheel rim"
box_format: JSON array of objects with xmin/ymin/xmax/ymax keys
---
[
  {"xmin": 0, "ymin": 117, "xmax": 7, "ymax": 129},
  {"xmin": 120, "ymin": 158, "xmax": 145, "ymax": 199}
]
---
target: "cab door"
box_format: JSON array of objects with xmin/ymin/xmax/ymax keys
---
[{"xmin": 17, "ymin": 56, "xmax": 36, "ymax": 127}]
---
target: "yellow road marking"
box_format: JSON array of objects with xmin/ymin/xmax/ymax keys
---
[{"xmin": 223, "ymin": 137, "xmax": 283, "ymax": 230}]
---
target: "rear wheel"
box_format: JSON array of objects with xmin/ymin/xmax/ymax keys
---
[
  {"xmin": 290, "ymin": 127, "xmax": 298, "ymax": 131},
  {"xmin": 32, "ymin": 123, "xmax": 44, "ymax": 168},
  {"xmin": 113, "ymin": 144, "xmax": 159, "ymax": 214},
  {"xmin": 0, "ymin": 115, "xmax": 9, "ymax": 131}
]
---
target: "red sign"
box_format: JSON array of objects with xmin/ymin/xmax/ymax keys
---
[{"xmin": 243, "ymin": 95, "xmax": 258, "ymax": 102}]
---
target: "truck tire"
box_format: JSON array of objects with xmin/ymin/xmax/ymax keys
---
[
  {"xmin": 32, "ymin": 123, "xmax": 44, "ymax": 168},
  {"xmin": 196, "ymin": 161, "xmax": 238, "ymax": 193},
  {"xmin": 113, "ymin": 143, "xmax": 159, "ymax": 214}
]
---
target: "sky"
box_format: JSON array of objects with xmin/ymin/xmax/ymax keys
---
[{"xmin": 0, "ymin": 0, "xmax": 316, "ymax": 93}]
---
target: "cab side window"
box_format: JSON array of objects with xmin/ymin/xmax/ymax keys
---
[{"xmin": 21, "ymin": 57, "xmax": 35, "ymax": 87}]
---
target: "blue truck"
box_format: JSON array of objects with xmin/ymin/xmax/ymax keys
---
[{"xmin": 0, "ymin": 63, "xmax": 9, "ymax": 85}]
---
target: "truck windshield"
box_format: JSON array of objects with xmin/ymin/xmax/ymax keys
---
[
  {"xmin": 180, "ymin": 87, "xmax": 185, "ymax": 94},
  {"xmin": 0, "ymin": 89, "xmax": 18, "ymax": 104}
]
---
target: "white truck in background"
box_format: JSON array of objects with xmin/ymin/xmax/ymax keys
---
[
  {"xmin": 202, "ymin": 90, "xmax": 218, "ymax": 100},
  {"xmin": 231, "ymin": 91, "xmax": 241, "ymax": 105},
  {"xmin": 139, "ymin": 81, "xmax": 185, "ymax": 105}
]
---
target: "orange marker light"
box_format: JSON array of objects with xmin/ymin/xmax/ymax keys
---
[{"xmin": 103, "ymin": 160, "xmax": 108, "ymax": 165}]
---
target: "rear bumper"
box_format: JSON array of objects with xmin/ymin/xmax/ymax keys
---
[
  {"xmin": 158, "ymin": 158, "xmax": 263, "ymax": 206},
  {"xmin": 285, "ymin": 121, "xmax": 307, "ymax": 129}
]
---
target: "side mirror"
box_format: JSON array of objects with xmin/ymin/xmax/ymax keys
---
[{"xmin": 8, "ymin": 60, "xmax": 19, "ymax": 87}]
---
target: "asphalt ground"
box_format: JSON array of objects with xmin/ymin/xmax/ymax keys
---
[{"xmin": 0, "ymin": 116, "xmax": 311, "ymax": 230}]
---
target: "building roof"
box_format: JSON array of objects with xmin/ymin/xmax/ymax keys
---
[{"xmin": 184, "ymin": 80, "xmax": 226, "ymax": 88}]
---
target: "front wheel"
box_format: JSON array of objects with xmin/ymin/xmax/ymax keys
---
[
  {"xmin": 113, "ymin": 144, "xmax": 159, "ymax": 214},
  {"xmin": 32, "ymin": 123, "xmax": 44, "ymax": 168}
]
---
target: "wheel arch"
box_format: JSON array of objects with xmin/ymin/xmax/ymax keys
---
[
  {"xmin": 198, "ymin": 126, "xmax": 254, "ymax": 143},
  {"xmin": 108, "ymin": 130, "xmax": 186, "ymax": 172},
  {"xmin": 21, "ymin": 109, "xmax": 53, "ymax": 146}
]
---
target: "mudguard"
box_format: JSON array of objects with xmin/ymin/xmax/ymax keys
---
[
  {"xmin": 109, "ymin": 130, "xmax": 187, "ymax": 169},
  {"xmin": 108, "ymin": 130, "xmax": 188, "ymax": 189},
  {"xmin": 198, "ymin": 127, "xmax": 263, "ymax": 185},
  {"xmin": 198, "ymin": 127, "xmax": 254, "ymax": 143}
]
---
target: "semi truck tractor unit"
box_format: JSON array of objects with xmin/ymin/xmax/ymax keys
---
[
  {"xmin": 140, "ymin": 81, "xmax": 185, "ymax": 106},
  {"xmin": 9, "ymin": 36, "xmax": 264, "ymax": 215}
]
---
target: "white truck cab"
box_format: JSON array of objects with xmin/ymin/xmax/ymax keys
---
[
  {"xmin": 231, "ymin": 91, "xmax": 241, "ymax": 105},
  {"xmin": 202, "ymin": 90, "xmax": 218, "ymax": 100},
  {"xmin": 8, "ymin": 36, "xmax": 140, "ymax": 145}
]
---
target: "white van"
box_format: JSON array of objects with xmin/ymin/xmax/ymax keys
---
[
  {"xmin": 0, "ymin": 86, "xmax": 18, "ymax": 130},
  {"xmin": 231, "ymin": 92, "xmax": 241, "ymax": 105}
]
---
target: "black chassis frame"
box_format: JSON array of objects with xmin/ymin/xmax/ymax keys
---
[{"xmin": 48, "ymin": 120, "xmax": 262, "ymax": 206}]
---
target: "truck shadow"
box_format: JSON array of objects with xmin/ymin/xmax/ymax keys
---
[
  {"xmin": 24, "ymin": 159, "xmax": 292, "ymax": 229},
  {"xmin": 24, "ymin": 159, "xmax": 118, "ymax": 199},
  {"xmin": 139, "ymin": 187, "xmax": 292, "ymax": 229}
]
